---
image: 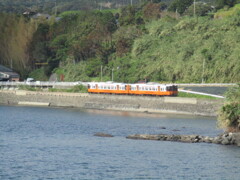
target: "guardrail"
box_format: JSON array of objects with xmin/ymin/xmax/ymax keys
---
[
  {"xmin": 0, "ymin": 81, "xmax": 88, "ymax": 87},
  {"xmin": 176, "ymin": 83, "xmax": 237, "ymax": 87},
  {"xmin": 0, "ymin": 82, "xmax": 236, "ymax": 86}
]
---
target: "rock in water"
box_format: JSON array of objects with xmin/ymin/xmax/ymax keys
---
[{"xmin": 94, "ymin": 132, "xmax": 114, "ymax": 137}]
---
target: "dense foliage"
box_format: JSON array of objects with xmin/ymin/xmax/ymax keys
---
[
  {"xmin": 0, "ymin": 13, "xmax": 38, "ymax": 77},
  {"xmin": 0, "ymin": 1, "xmax": 240, "ymax": 83},
  {"xmin": 0, "ymin": 0, "xmax": 169, "ymax": 14},
  {"xmin": 218, "ymin": 84, "xmax": 240, "ymax": 132}
]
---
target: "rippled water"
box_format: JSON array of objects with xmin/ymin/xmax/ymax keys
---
[{"xmin": 1, "ymin": 105, "xmax": 240, "ymax": 179}]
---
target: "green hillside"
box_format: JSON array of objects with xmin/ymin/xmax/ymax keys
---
[{"xmin": 0, "ymin": 1, "xmax": 240, "ymax": 83}]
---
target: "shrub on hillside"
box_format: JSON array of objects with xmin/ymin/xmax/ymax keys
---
[{"xmin": 218, "ymin": 84, "xmax": 240, "ymax": 132}]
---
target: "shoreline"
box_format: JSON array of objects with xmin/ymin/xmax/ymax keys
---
[{"xmin": 0, "ymin": 90, "xmax": 223, "ymax": 117}]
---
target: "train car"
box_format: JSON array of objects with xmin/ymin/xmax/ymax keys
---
[
  {"xmin": 88, "ymin": 82, "xmax": 129, "ymax": 94},
  {"xmin": 128, "ymin": 84, "xmax": 178, "ymax": 96},
  {"xmin": 87, "ymin": 82, "xmax": 178, "ymax": 96}
]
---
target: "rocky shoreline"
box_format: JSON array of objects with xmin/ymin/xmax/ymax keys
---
[
  {"xmin": 126, "ymin": 132, "xmax": 240, "ymax": 146},
  {"xmin": 94, "ymin": 131, "xmax": 240, "ymax": 146}
]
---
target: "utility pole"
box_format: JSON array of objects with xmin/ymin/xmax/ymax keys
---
[
  {"xmin": 175, "ymin": 8, "xmax": 178, "ymax": 19},
  {"xmin": 193, "ymin": 0, "xmax": 196, "ymax": 17},
  {"xmin": 101, "ymin": 65, "xmax": 103, "ymax": 81},
  {"xmin": 10, "ymin": 58, "xmax": 13, "ymax": 69},
  {"xmin": 201, "ymin": 58, "xmax": 205, "ymax": 84},
  {"xmin": 112, "ymin": 68, "xmax": 114, "ymax": 82},
  {"xmin": 55, "ymin": 0, "xmax": 57, "ymax": 16},
  {"xmin": 131, "ymin": 0, "xmax": 133, "ymax": 6}
]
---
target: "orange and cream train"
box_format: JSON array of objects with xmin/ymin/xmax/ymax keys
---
[{"xmin": 87, "ymin": 82, "xmax": 178, "ymax": 96}]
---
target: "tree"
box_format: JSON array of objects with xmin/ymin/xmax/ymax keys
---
[
  {"xmin": 184, "ymin": 2, "xmax": 213, "ymax": 16},
  {"xmin": 215, "ymin": 0, "xmax": 238, "ymax": 9},
  {"xmin": 143, "ymin": 2, "xmax": 167, "ymax": 20},
  {"xmin": 119, "ymin": 5, "xmax": 137, "ymax": 26},
  {"xmin": 169, "ymin": 0, "xmax": 194, "ymax": 15}
]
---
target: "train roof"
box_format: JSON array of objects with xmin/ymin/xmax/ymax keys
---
[
  {"xmin": 88, "ymin": 82, "xmax": 176, "ymax": 87},
  {"xmin": 133, "ymin": 83, "xmax": 176, "ymax": 87}
]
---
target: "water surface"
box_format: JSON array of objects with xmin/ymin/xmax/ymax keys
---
[{"xmin": 1, "ymin": 106, "xmax": 240, "ymax": 179}]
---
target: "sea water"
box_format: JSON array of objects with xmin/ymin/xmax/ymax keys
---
[{"xmin": 0, "ymin": 106, "xmax": 240, "ymax": 179}]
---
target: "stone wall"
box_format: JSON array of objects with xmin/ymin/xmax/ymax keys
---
[{"xmin": 0, "ymin": 90, "xmax": 223, "ymax": 116}]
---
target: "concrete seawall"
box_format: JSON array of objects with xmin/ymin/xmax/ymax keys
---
[{"xmin": 0, "ymin": 90, "xmax": 223, "ymax": 116}]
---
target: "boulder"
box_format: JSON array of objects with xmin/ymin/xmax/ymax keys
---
[
  {"xmin": 212, "ymin": 137, "xmax": 222, "ymax": 144},
  {"xmin": 231, "ymin": 133, "xmax": 240, "ymax": 146},
  {"xmin": 94, "ymin": 132, "xmax": 114, "ymax": 137}
]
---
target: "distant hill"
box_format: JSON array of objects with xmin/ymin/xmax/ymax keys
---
[
  {"xmin": 0, "ymin": 0, "xmax": 166, "ymax": 14},
  {"xmin": 0, "ymin": 0, "xmax": 214, "ymax": 14}
]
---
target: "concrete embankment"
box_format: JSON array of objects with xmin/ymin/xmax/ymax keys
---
[{"xmin": 0, "ymin": 90, "xmax": 223, "ymax": 116}]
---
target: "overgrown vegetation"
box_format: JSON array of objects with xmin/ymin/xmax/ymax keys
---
[
  {"xmin": 0, "ymin": 1, "xmax": 239, "ymax": 83},
  {"xmin": 18, "ymin": 84, "xmax": 88, "ymax": 93},
  {"xmin": 18, "ymin": 85, "xmax": 39, "ymax": 91},
  {"xmin": 48, "ymin": 85, "xmax": 88, "ymax": 93},
  {"xmin": 218, "ymin": 84, "xmax": 240, "ymax": 132}
]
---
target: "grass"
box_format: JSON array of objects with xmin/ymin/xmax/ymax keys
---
[
  {"xmin": 48, "ymin": 85, "xmax": 88, "ymax": 93},
  {"xmin": 18, "ymin": 85, "xmax": 88, "ymax": 93},
  {"xmin": 178, "ymin": 92, "xmax": 219, "ymax": 99},
  {"xmin": 18, "ymin": 85, "xmax": 40, "ymax": 91}
]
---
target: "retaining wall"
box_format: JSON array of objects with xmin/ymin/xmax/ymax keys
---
[{"xmin": 0, "ymin": 90, "xmax": 223, "ymax": 116}]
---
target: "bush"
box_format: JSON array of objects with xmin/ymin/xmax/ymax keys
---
[
  {"xmin": 29, "ymin": 67, "xmax": 49, "ymax": 81},
  {"xmin": 48, "ymin": 85, "xmax": 88, "ymax": 93},
  {"xmin": 218, "ymin": 84, "xmax": 240, "ymax": 132}
]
